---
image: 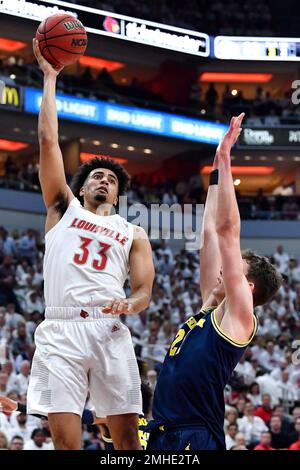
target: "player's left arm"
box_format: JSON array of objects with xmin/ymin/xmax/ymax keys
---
[
  {"xmin": 216, "ymin": 114, "xmax": 254, "ymax": 341},
  {"xmin": 102, "ymin": 226, "xmax": 154, "ymax": 315}
]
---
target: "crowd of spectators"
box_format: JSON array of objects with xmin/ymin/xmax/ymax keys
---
[
  {"xmin": 1, "ymin": 162, "xmax": 300, "ymax": 221},
  {"xmin": 0, "ymin": 158, "xmax": 40, "ymax": 193},
  {"xmin": 2, "ymin": 55, "xmax": 299, "ymax": 126},
  {"xmin": 223, "ymin": 86, "xmax": 300, "ymax": 125},
  {"xmin": 0, "ymin": 218, "xmax": 300, "ymax": 449}
]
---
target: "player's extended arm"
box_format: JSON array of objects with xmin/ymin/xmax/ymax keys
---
[
  {"xmin": 216, "ymin": 114, "xmax": 254, "ymax": 340},
  {"xmin": 200, "ymin": 151, "xmax": 221, "ymax": 307},
  {"xmin": 33, "ymin": 39, "xmax": 74, "ymax": 210},
  {"xmin": 102, "ymin": 226, "xmax": 154, "ymax": 315}
]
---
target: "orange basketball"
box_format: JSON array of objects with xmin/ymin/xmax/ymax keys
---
[{"xmin": 35, "ymin": 13, "xmax": 87, "ymax": 68}]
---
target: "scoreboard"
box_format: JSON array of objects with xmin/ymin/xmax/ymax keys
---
[{"xmin": 214, "ymin": 36, "xmax": 300, "ymax": 61}]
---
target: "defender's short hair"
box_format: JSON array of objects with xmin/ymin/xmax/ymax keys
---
[{"xmin": 242, "ymin": 250, "xmax": 282, "ymax": 306}]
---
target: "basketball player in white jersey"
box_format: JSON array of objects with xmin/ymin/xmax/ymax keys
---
[{"xmin": 26, "ymin": 39, "xmax": 155, "ymax": 450}]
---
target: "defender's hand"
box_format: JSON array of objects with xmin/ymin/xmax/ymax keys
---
[
  {"xmin": 102, "ymin": 298, "xmax": 133, "ymax": 315},
  {"xmin": 217, "ymin": 113, "xmax": 245, "ymax": 156},
  {"xmin": 33, "ymin": 39, "xmax": 64, "ymax": 76}
]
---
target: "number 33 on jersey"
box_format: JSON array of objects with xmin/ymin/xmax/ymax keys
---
[{"xmin": 43, "ymin": 198, "xmax": 134, "ymax": 308}]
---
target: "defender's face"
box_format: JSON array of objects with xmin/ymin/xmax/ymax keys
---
[{"xmin": 80, "ymin": 168, "xmax": 119, "ymax": 206}]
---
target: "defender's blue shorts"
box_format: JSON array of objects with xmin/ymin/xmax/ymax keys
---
[{"xmin": 147, "ymin": 424, "xmax": 224, "ymax": 450}]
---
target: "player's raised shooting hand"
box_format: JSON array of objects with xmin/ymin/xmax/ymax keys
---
[
  {"xmin": 33, "ymin": 39, "xmax": 64, "ymax": 76},
  {"xmin": 217, "ymin": 113, "xmax": 245, "ymax": 157},
  {"xmin": 102, "ymin": 298, "xmax": 133, "ymax": 315}
]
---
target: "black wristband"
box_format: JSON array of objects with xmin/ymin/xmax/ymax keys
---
[{"xmin": 209, "ymin": 169, "xmax": 219, "ymax": 185}]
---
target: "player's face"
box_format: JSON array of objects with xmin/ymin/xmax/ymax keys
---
[{"xmin": 81, "ymin": 168, "xmax": 119, "ymax": 206}]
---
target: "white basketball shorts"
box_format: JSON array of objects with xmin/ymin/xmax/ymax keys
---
[{"xmin": 27, "ymin": 307, "xmax": 142, "ymax": 417}]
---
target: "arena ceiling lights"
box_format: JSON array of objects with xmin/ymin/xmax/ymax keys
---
[
  {"xmin": 201, "ymin": 166, "xmax": 275, "ymax": 175},
  {"xmin": 200, "ymin": 73, "xmax": 273, "ymax": 83},
  {"xmin": 0, "ymin": 139, "xmax": 29, "ymax": 151},
  {"xmin": 0, "ymin": 37, "xmax": 27, "ymax": 52},
  {"xmin": 79, "ymin": 56, "xmax": 124, "ymax": 72}
]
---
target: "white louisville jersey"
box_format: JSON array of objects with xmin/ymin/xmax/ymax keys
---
[{"xmin": 43, "ymin": 197, "xmax": 134, "ymax": 307}]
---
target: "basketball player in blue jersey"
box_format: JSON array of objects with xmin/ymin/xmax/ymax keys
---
[{"xmin": 147, "ymin": 114, "xmax": 282, "ymax": 450}]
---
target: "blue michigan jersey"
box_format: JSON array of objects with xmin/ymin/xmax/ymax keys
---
[{"xmin": 147, "ymin": 307, "xmax": 257, "ymax": 450}]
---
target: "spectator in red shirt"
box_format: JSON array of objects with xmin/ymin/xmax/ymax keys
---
[
  {"xmin": 255, "ymin": 393, "xmax": 273, "ymax": 423},
  {"xmin": 254, "ymin": 431, "xmax": 275, "ymax": 450},
  {"xmin": 289, "ymin": 441, "xmax": 300, "ymax": 450}
]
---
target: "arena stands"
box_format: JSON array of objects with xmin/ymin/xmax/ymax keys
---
[
  {"xmin": 1, "ymin": 165, "xmax": 300, "ymax": 221},
  {"xmin": 2, "ymin": 54, "xmax": 300, "ymax": 125}
]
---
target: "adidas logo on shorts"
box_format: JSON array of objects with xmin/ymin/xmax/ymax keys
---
[{"xmin": 111, "ymin": 324, "xmax": 121, "ymax": 333}]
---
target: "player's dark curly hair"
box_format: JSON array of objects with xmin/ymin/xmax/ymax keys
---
[
  {"xmin": 242, "ymin": 249, "xmax": 282, "ymax": 306},
  {"xmin": 70, "ymin": 156, "xmax": 130, "ymax": 204}
]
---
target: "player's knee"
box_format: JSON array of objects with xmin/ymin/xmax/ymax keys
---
[
  {"xmin": 115, "ymin": 434, "xmax": 141, "ymax": 450},
  {"xmin": 51, "ymin": 428, "xmax": 80, "ymax": 450},
  {"xmin": 114, "ymin": 423, "xmax": 141, "ymax": 450},
  {"xmin": 52, "ymin": 435, "xmax": 79, "ymax": 450}
]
